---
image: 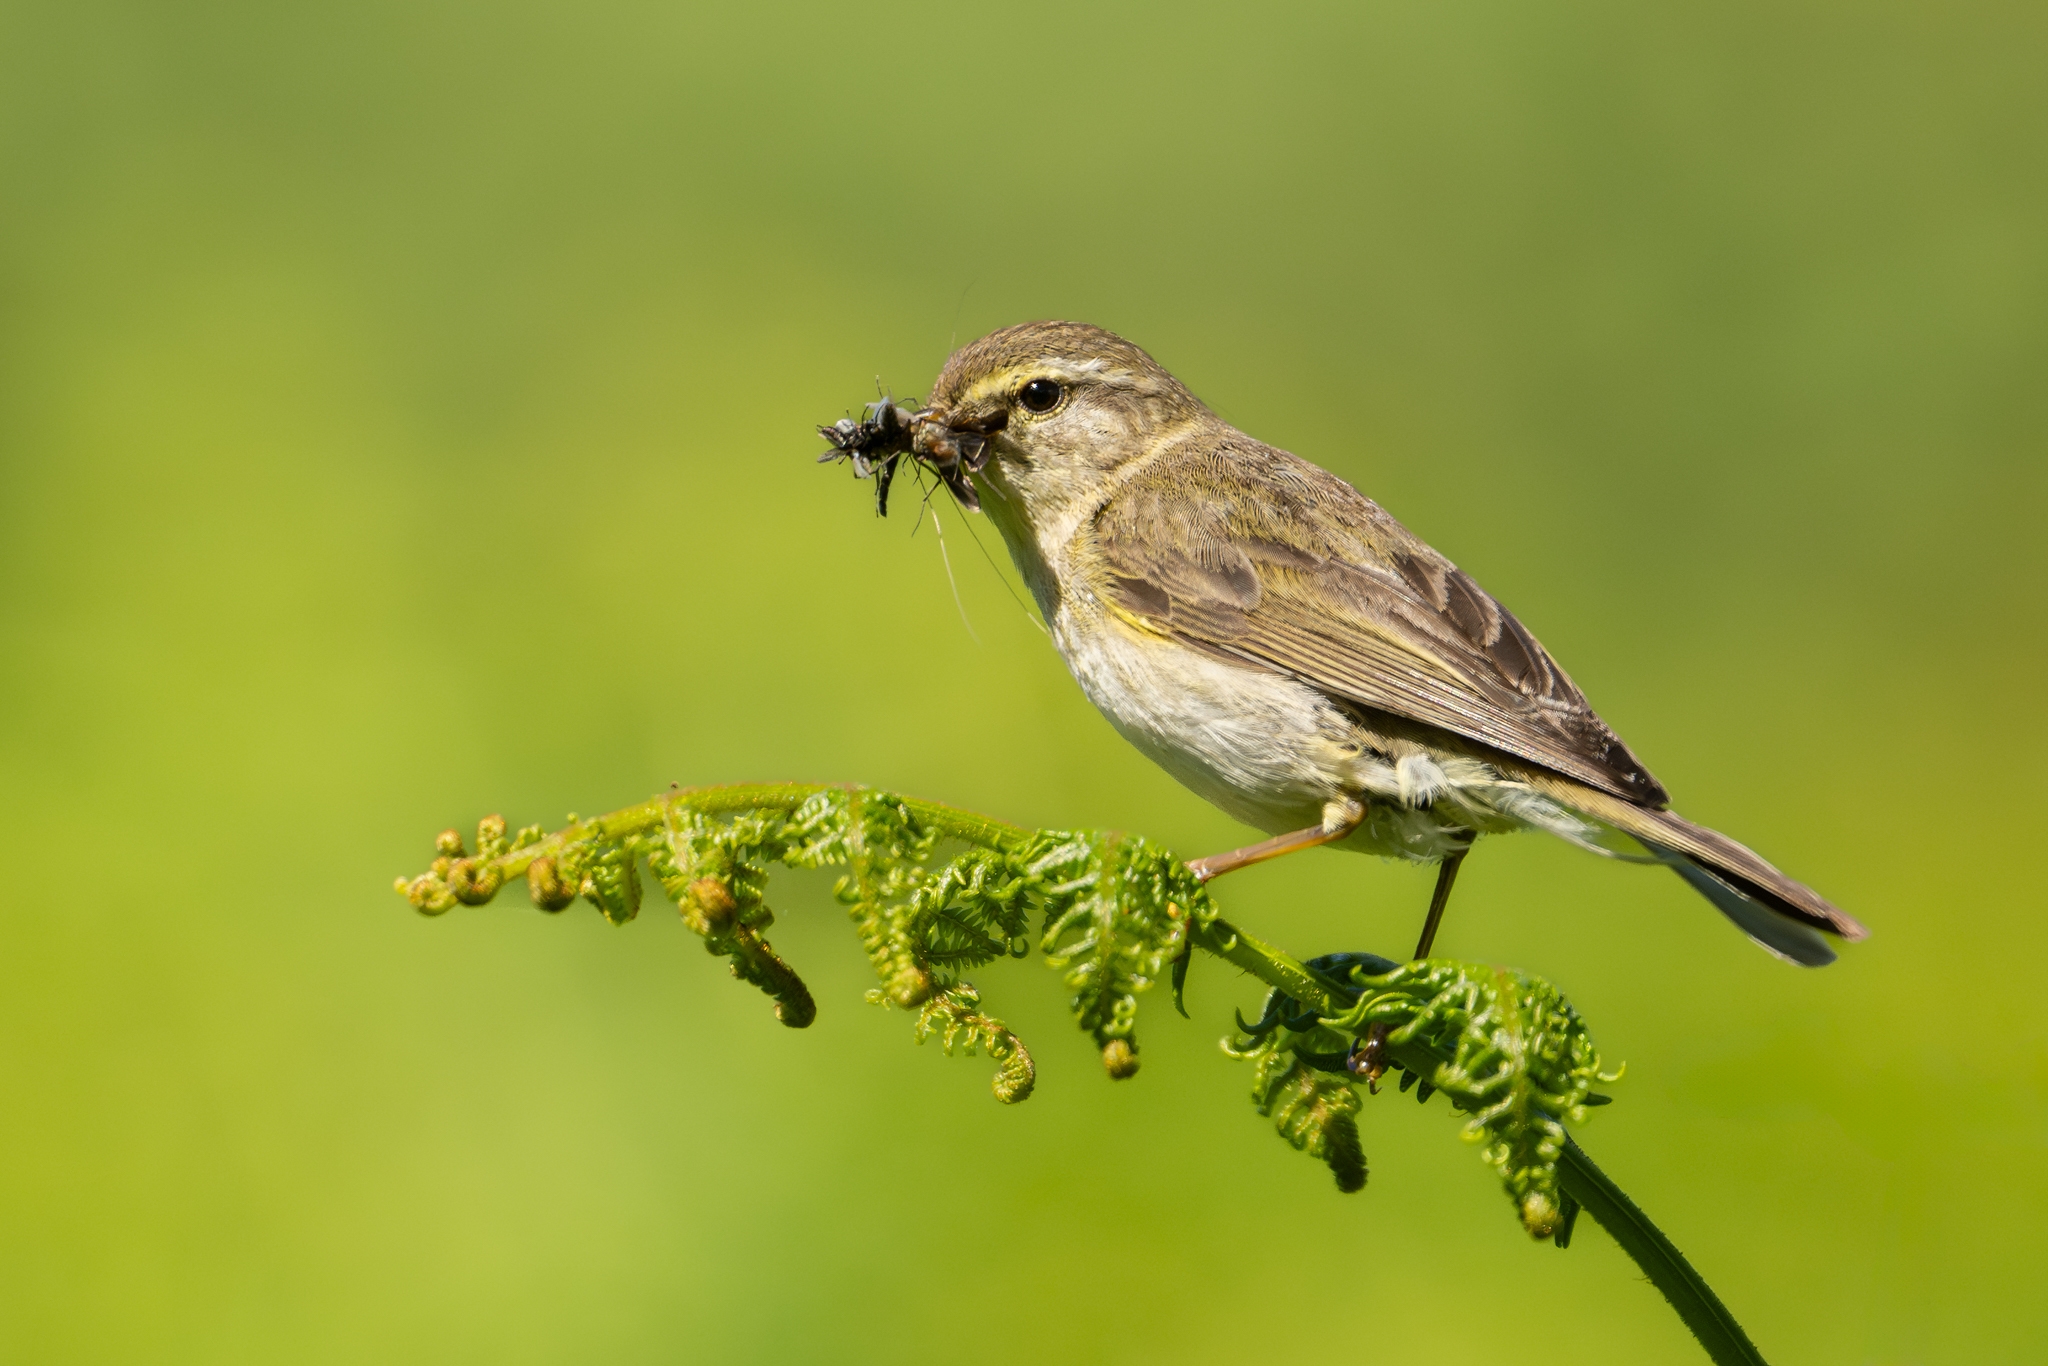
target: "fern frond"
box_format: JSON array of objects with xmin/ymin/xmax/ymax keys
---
[
  {"xmin": 396, "ymin": 784, "xmax": 1765, "ymax": 1366},
  {"xmin": 911, "ymin": 984, "xmax": 1036, "ymax": 1103},
  {"xmin": 1224, "ymin": 1030, "xmax": 1366, "ymax": 1191},
  {"xmin": 1031, "ymin": 831, "xmax": 1207, "ymax": 1075},
  {"xmin": 1228, "ymin": 957, "xmax": 1620, "ymax": 1237}
]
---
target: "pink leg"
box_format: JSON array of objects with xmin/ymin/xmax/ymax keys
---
[{"xmin": 1186, "ymin": 800, "xmax": 1365, "ymax": 883}]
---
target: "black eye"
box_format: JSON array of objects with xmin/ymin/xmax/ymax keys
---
[{"xmin": 1018, "ymin": 378, "xmax": 1063, "ymax": 413}]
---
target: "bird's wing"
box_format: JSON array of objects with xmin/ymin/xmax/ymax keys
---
[{"xmin": 1089, "ymin": 439, "xmax": 1668, "ymax": 805}]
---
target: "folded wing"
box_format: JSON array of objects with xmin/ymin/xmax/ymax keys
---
[{"xmin": 1091, "ymin": 440, "xmax": 1668, "ymax": 806}]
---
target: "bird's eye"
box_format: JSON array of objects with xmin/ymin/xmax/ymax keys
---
[{"xmin": 1017, "ymin": 378, "xmax": 1063, "ymax": 413}]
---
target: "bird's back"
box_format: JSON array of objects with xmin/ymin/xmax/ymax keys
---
[{"xmin": 1086, "ymin": 435, "xmax": 1669, "ymax": 806}]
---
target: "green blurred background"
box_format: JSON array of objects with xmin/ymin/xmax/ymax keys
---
[{"xmin": 2, "ymin": 2, "xmax": 2043, "ymax": 1361}]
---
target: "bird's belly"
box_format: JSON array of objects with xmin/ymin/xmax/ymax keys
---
[
  {"xmin": 1056, "ymin": 614, "xmax": 1357, "ymax": 830},
  {"xmin": 1053, "ymin": 612, "xmax": 1517, "ymax": 863}
]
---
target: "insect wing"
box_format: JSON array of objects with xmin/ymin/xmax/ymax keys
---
[{"xmin": 938, "ymin": 462, "xmax": 981, "ymax": 512}]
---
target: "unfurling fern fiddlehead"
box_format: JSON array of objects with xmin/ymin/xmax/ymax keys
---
[{"xmin": 1224, "ymin": 953, "xmax": 1619, "ymax": 1235}]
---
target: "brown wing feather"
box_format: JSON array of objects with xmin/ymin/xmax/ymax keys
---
[{"xmin": 1091, "ymin": 439, "xmax": 1669, "ymax": 806}]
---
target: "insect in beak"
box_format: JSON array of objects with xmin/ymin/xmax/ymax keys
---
[
  {"xmin": 817, "ymin": 398, "xmax": 914, "ymax": 515},
  {"xmin": 816, "ymin": 398, "xmax": 998, "ymax": 515}
]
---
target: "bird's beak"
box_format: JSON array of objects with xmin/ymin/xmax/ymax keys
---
[{"xmin": 908, "ymin": 406, "xmax": 1002, "ymax": 513}]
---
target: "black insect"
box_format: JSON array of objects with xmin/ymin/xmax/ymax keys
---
[
  {"xmin": 817, "ymin": 398, "xmax": 918, "ymax": 516},
  {"xmin": 817, "ymin": 395, "xmax": 995, "ymax": 515}
]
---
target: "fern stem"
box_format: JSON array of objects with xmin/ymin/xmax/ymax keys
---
[
  {"xmin": 1556, "ymin": 1138, "xmax": 1768, "ymax": 1366},
  {"xmin": 1191, "ymin": 916, "xmax": 1359, "ymax": 1011},
  {"xmin": 469, "ymin": 783, "xmax": 1028, "ymax": 882}
]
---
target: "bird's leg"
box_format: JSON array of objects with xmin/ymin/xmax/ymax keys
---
[
  {"xmin": 1410, "ymin": 846, "xmax": 1469, "ymax": 960},
  {"xmin": 1174, "ymin": 803, "xmax": 1364, "ymax": 1015},
  {"xmin": 1185, "ymin": 798, "xmax": 1364, "ymax": 883}
]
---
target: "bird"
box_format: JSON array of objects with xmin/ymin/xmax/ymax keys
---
[{"xmin": 857, "ymin": 320, "xmax": 1865, "ymax": 965}]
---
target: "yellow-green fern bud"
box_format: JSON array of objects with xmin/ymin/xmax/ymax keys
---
[
  {"xmin": 403, "ymin": 873, "xmax": 456, "ymax": 916},
  {"xmin": 1520, "ymin": 1190, "xmax": 1561, "ymax": 1239},
  {"xmin": 992, "ymin": 1038, "xmax": 1036, "ymax": 1104},
  {"xmin": 583, "ymin": 843, "xmax": 641, "ymax": 925},
  {"xmin": 526, "ymin": 856, "xmax": 577, "ymax": 911},
  {"xmin": 886, "ymin": 965, "xmax": 931, "ymax": 1007},
  {"xmin": 682, "ymin": 877, "xmax": 737, "ymax": 937},
  {"xmin": 447, "ymin": 858, "xmax": 502, "ymax": 906}
]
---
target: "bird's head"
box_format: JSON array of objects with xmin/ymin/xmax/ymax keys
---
[{"xmin": 910, "ymin": 322, "xmax": 1214, "ymax": 521}]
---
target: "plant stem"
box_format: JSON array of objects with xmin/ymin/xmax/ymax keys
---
[
  {"xmin": 475, "ymin": 783, "xmax": 1029, "ymax": 880},
  {"xmin": 1190, "ymin": 915, "xmax": 1360, "ymax": 1012},
  {"xmin": 1557, "ymin": 1139, "xmax": 1768, "ymax": 1366}
]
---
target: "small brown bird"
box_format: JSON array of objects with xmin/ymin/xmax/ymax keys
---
[{"xmin": 843, "ymin": 321, "xmax": 1866, "ymax": 964}]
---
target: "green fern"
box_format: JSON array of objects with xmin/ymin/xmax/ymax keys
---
[
  {"xmin": 1225, "ymin": 956, "xmax": 1618, "ymax": 1236},
  {"xmin": 1027, "ymin": 830, "xmax": 1206, "ymax": 1074},
  {"xmin": 1225, "ymin": 1029, "xmax": 1367, "ymax": 1192},
  {"xmin": 396, "ymin": 782, "xmax": 1764, "ymax": 1366},
  {"xmin": 911, "ymin": 984, "xmax": 1035, "ymax": 1103}
]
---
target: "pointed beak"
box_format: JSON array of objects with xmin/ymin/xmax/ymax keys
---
[{"xmin": 908, "ymin": 407, "xmax": 999, "ymax": 513}]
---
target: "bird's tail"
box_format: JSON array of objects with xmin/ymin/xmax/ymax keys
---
[{"xmin": 1517, "ymin": 773, "xmax": 1868, "ymax": 967}]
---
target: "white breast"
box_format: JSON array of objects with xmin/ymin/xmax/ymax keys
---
[{"xmin": 1053, "ymin": 606, "xmax": 1354, "ymax": 834}]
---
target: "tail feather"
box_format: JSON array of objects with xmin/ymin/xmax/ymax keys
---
[
  {"xmin": 1660, "ymin": 853, "xmax": 1836, "ymax": 965},
  {"xmin": 1512, "ymin": 770, "xmax": 1867, "ymax": 964}
]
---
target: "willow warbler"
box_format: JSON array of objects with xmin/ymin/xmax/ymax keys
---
[{"xmin": 842, "ymin": 321, "xmax": 1865, "ymax": 965}]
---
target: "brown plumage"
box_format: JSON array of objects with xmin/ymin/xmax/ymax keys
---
[
  {"xmin": 890, "ymin": 321, "xmax": 1866, "ymax": 963},
  {"xmin": 1092, "ymin": 444, "xmax": 1667, "ymax": 805}
]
